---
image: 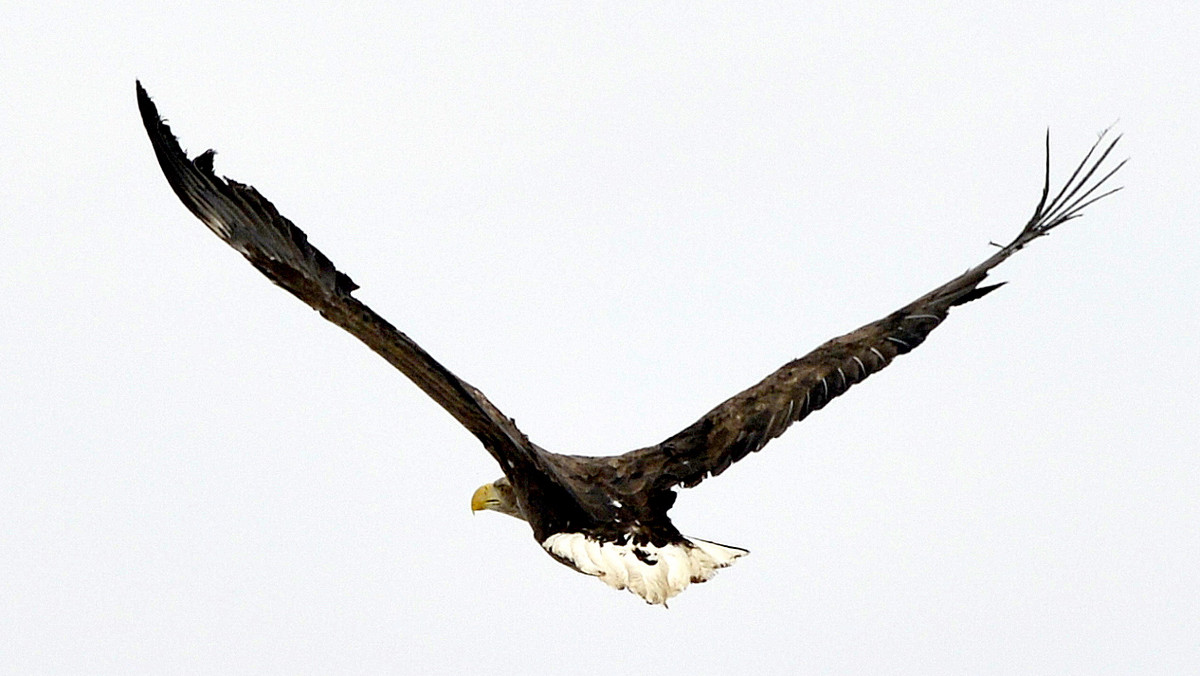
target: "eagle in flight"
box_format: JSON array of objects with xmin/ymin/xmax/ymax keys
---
[{"xmin": 137, "ymin": 82, "xmax": 1124, "ymax": 605}]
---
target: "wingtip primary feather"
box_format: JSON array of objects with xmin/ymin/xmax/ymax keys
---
[{"xmin": 1027, "ymin": 127, "xmax": 1126, "ymax": 237}]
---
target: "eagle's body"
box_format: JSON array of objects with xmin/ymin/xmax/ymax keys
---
[{"xmin": 137, "ymin": 82, "xmax": 1123, "ymax": 604}]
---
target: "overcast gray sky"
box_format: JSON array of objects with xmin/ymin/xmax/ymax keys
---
[{"xmin": 3, "ymin": 2, "xmax": 1198, "ymax": 673}]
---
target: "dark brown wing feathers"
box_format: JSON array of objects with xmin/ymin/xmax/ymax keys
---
[
  {"xmin": 139, "ymin": 80, "xmax": 1123, "ymax": 511},
  {"xmin": 136, "ymin": 82, "xmax": 534, "ymax": 464},
  {"xmin": 628, "ymin": 130, "xmax": 1125, "ymax": 491}
]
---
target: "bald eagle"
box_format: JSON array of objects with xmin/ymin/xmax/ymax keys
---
[{"xmin": 136, "ymin": 82, "xmax": 1123, "ymax": 605}]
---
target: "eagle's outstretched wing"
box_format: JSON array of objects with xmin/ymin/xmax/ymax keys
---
[
  {"xmin": 136, "ymin": 82, "xmax": 534, "ymax": 463},
  {"xmin": 625, "ymin": 131, "xmax": 1124, "ymax": 491}
]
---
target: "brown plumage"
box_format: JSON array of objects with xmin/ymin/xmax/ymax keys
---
[{"xmin": 137, "ymin": 81, "xmax": 1124, "ymax": 603}]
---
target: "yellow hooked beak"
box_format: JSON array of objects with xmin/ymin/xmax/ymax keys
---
[{"xmin": 471, "ymin": 483, "xmax": 497, "ymax": 513}]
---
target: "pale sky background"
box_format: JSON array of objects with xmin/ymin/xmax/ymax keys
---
[{"xmin": 3, "ymin": 2, "xmax": 1198, "ymax": 673}]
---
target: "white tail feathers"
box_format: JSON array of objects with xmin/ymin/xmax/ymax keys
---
[{"xmin": 542, "ymin": 533, "xmax": 748, "ymax": 605}]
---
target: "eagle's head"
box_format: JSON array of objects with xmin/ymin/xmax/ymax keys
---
[{"xmin": 471, "ymin": 476, "xmax": 525, "ymax": 520}]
